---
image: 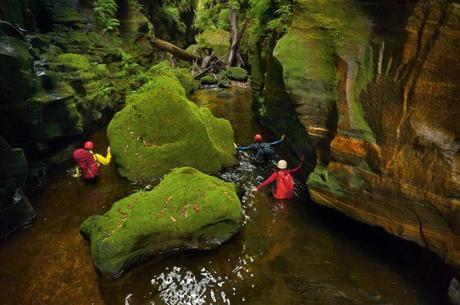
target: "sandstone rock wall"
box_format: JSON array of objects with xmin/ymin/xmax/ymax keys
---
[{"xmin": 254, "ymin": 0, "xmax": 460, "ymax": 268}]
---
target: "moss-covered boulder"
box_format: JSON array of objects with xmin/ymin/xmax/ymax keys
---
[
  {"xmin": 200, "ymin": 74, "xmax": 218, "ymax": 85},
  {"xmin": 81, "ymin": 167, "xmax": 243, "ymax": 276},
  {"xmin": 174, "ymin": 67, "xmax": 195, "ymax": 94},
  {"xmin": 196, "ymin": 29, "xmax": 231, "ymax": 58},
  {"xmin": 108, "ymin": 62, "xmax": 236, "ymax": 181},
  {"xmin": 225, "ymin": 67, "xmax": 248, "ymax": 81},
  {"xmin": 56, "ymin": 53, "xmax": 91, "ymax": 71},
  {"xmin": 144, "ymin": 61, "xmax": 195, "ymax": 94}
]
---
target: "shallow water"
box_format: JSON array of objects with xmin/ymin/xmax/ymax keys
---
[{"xmin": 0, "ymin": 86, "xmax": 452, "ymax": 305}]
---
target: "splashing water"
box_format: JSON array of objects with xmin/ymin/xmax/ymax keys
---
[
  {"xmin": 148, "ymin": 251, "xmax": 256, "ymax": 305},
  {"xmin": 150, "ymin": 266, "xmax": 231, "ymax": 305}
]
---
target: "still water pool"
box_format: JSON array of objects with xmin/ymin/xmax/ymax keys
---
[{"xmin": 0, "ymin": 86, "xmax": 452, "ymax": 305}]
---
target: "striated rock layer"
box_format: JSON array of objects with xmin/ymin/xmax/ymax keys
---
[{"xmin": 254, "ymin": 0, "xmax": 460, "ymax": 268}]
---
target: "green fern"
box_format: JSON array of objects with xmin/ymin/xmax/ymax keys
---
[
  {"xmin": 128, "ymin": 0, "xmax": 143, "ymax": 10},
  {"xmin": 94, "ymin": 0, "xmax": 120, "ymax": 33}
]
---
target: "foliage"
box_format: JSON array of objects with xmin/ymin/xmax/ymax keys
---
[
  {"xmin": 153, "ymin": 0, "xmax": 196, "ymax": 34},
  {"xmin": 194, "ymin": 0, "xmax": 293, "ymax": 57},
  {"xmin": 194, "ymin": 0, "xmax": 233, "ymax": 31},
  {"xmin": 127, "ymin": 0, "xmax": 143, "ymax": 10},
  {"xmin": 93, "ymin": 0, "xmax": 120, "ymax": 33},
  {"xmin": 248, "ymin": 0, "xmax": 293, "ymax": 37}
]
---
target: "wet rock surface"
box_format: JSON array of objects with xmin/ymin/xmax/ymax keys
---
[
  {"xmin": 0, "ymin": 2, "xmax": 153, "ymax": 165},
  {"xmin": 0, "ymin": 137, "xmax": 35, "ymax": 238},
  {"xmin": 80, "ymin": 167, "xmax": 243, "ymax": 276},
  {"xmin": 449, "ymin": 278, "xmax": 460, "ymax": 305},
  {"xmin": 253, "ymin": 0, "xmax": 460, "ymax": 268}
]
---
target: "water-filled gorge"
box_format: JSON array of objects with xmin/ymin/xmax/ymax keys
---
[
  {"xmin": 0, "ymin": 87, "xmax": 453, "ymax": 305},
  {"xmin": 1, "ymin": 0, "xmax": 460, "ymax": 304}
]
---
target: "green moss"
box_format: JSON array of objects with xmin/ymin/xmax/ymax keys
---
[
  {"xmin": 307, "ymin": 165, "xmax": 344, "ymax": 197},
  {"xmin": 57, "ymin": 53, "xmax": 91, "ymax": 71},
  {"xmin": 145, "ymin": 61, "xmax": 194, "ymax": 94},
  {"xmin": 200, "ymin": 74, "xmax": 218, "ymax": 85},
  {"xmin": 225, "ymin": 67, "xmax": 248, "ymax": 81},
  {"xmin": 81, "ymin": 167, "xmax": 243, "ymax": 276},
  {"xmin": 348, "ymin": 49, "xmax": 376, "ymax": 143},
  {"xmin": 185, "ymin": 44, "xmax": 200, "ymax": 56},
  {"xmin": 107, "ymin": 62, "xmax": 236, "ymax": 181},
  {"xmin": 145, "ymin": 60, "xmax": 175, "ymax": 77},
  {"xmin": 95, "ymin": 64, "xmax": 110, "ymax": 78},
  {"xmin": 273, "ymin": 0, "xmax": 375, "ymax": 142},
  {"xmin": 195, "ymin": 29, "xmax": 231, "ymax": 58},
  {"xmin": 174, "ymin": 67, "xmax": 195, "ymax": 94}
]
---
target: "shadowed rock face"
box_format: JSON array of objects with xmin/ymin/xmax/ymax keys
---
[
  {"xmin": 0, "ymin": 0, "xmax": 155, "ymax": 238},
  {"xmin": 0, "ymin": 137, "xmax": 35, "ymax": 239},
  {"xmin": 256, "ymin": 0, "xmax": 460, "ymax": 268},
  {"xmin": 0, "ymin": 0, "xmax": 155, "ymax": 165}
]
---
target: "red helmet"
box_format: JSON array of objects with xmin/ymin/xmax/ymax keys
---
[
  {"xmin": 83, "ymin": 141, "xmax": 94, "ymax": 150},
  {"xmin": 254, "ymin": 134, "xmax": 263, "ymax": 142}
]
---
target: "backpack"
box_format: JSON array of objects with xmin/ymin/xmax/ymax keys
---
[
  {"xmin": 274, "ymin": 170, "xmax": 295, "ymax": 200},
  {"xmin": 72, "ymin": 148, "xmax": 99, "ymax": 179}
]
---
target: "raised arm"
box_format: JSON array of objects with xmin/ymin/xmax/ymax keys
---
[
  {"xmin": 287, "ymin": 155, "xmax": 304, "ymax": 174},
  {"xmin": 269, "ymin": 134, "xmax": 286, "ymax": 146},
  {"xmin": 95, "ymin": 147, "xmax": 112, "ymax": 165},
  {"xmin": 237, "ymin": 143, "xmax": 256, "ymax": 151},
  {"xmin": 256, "ymin": 172, "xmax": 278, "ymax": 191}
]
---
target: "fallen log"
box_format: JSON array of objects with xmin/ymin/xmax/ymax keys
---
[{"xmin": 150, "ymin": 37, "xmax": 201, "ymax": 63}]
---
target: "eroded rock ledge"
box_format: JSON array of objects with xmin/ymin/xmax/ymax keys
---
[{"xmin": 254, "ymin": 0, "xmax": 460, "ymax": 268}]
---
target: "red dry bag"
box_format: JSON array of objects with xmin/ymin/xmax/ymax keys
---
[
  {"xmin": 72, "ymin": 148, "xmax": 99, "ymax": 180},
  {"xmin": 274, "ymin": 170, "xmax": 295, "ymax": 200}
]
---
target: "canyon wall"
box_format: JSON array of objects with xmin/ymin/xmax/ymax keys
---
[
  {"xmin": 0, "ymin": 0, "xmax": 154, "ymax": 238},
  {"xmin": 254, "ymin": 0, "xmax": 460, "ymax": 268}
]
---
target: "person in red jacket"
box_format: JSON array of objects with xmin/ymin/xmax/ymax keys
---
[
  {"xmin": 72, "ymin": 141, "xmax": 111, "ymax": 181},
  {"xmin": 253, "ymin": 156, "xmax": 304, "ymax": 200}
]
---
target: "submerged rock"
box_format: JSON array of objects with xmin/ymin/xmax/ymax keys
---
[
  {"xmin": 108, "ymin": 62, "xmax": 236, "ymax": 181},
  {"xmin": 81, "ymin": 167, "xmax": 243, "ymax": 276},
  {"xmin": 225, "ymin": 67, "xmax": 248, "ymax": 81}
]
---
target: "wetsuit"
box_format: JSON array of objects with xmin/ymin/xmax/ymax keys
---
[{"xmin": 237, "ymin": 138, "xmax": 284, "ymax": 162}]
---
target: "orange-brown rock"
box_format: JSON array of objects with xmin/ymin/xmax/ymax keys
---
[{"xmin": 257, "ymin": 0, "xmax": 460, "ymax": 268}]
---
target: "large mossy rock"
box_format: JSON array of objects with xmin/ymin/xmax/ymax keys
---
[
  {"xmin": 107, "ymin": 62, "xmax": 236, "ymax": 181},
  {"xmin": 81, "ymin": 167, "xmax": 243, "ymax": 276},
  {"xmin": 200, "ymin": 74, "xmax": 218, "ymax": 85},
  {"xmin": 225, "ymin": 67, "xmax": 248, "ymax": 81},
  {"xmin": 195, "ymin": 29, "xmax": 231, "ymax": 58}
]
